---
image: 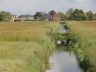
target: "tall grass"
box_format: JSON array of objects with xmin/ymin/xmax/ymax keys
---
[
  {"xmin": 67, "ymin": 21, "xmax": 96, "ymax": 72},
  {"xmin": 0, "ymin": 21, "xmax": 59, "ymax": 72}
]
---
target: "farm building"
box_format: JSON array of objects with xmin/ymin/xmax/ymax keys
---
[
  {"xmin": 11, "ymin": 15, "xmax": 21, "ymax": 22},
  {"xmin": 36, "ymin": 14, "xmax": 51, "ymax": 21},
  {"xmin": 42, "ymin": 14, "xmax": 51, "ymax": 21},
  {"xmin": 19, "ymin": 15, "xmax": 34, "ymax": 21},
  {"xmin": 52, "ymin": 14, "xmax": 61, "ymax": 21}
]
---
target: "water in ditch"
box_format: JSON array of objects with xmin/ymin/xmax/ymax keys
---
[
  {"xmin": 46, "ymin": 51, "xmax": 81, "ymax": 72},
  {"xmin": 46, "ymin": 23, "xmax": 81, "ymax": 72}
]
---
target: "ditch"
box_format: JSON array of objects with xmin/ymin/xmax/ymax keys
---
[{"xmin": 46, "ymin": 22, "xmax": 91, "ymax": 72}]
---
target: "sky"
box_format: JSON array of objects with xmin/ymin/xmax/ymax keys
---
[{"xmin": 0, "ymin": 0, "xmax": 96, "ymax": 15}]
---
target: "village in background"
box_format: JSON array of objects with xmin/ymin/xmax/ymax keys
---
[{"xmin": 0, "ymin": 8, "xmax": 96, "ymax": 22}]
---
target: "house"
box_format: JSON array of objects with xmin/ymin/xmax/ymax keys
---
[
  {"xmin": 36, "ymin": 12, "xmax": 51, "ymax": 21},
  {"xmin": 19, "ymin": 15, "xmax": 34, "ymax": 21},
  {"xmin": 36, "ymin": 13, "xmax": 61, "ymax": 21},
  {"xmin": 41, "ymin": 14, "xmax": 51, "ymax": 21},
  {"xmin": 52, "ymin": 14, "xmax": 61, "ymax": 21},
  {"xmin": 11, "ymin": 15, "xmax": 20, "ymax": 22}
]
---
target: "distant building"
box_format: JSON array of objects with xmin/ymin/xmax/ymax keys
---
[
  {"xmin": 40, "ymin": 14, "xmax": 51, "ymax": 21},
  {"xmin": 52, "ymin": 14, "xmax": 61, "ymax": 21},
  {"xmin": 36, "ymin": 12, "xmax": 51, "ymax": 21},
  {"xmin": 36, "ymin": 13, "xmax": 61, "ymax": 21},
  {"xmin": 11, "ymin": 15, "xmax": 20, "ymax": 22},
  {"xmin": 19, "ymin": 15, "xmax": 34, "ymax": 21}
]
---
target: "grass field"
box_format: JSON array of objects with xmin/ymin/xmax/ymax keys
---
[
  {"xmin": 0, "ymin": 21, "xmax": 96, "ymax": 72},
  {"xmin": 0, "ymin": 21, "xmax": 59, "ymax": 72},
  {"xmin": 67, "ymin": 21, "xmax": 96, "ymax": 71}
]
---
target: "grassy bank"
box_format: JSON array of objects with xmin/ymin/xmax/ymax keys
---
[
  {"xmin": 67, "ymin": 21, "xmax": 96, "ymax": 72},
  {"xmin": 53, "ymin": 21, "xmax": 96, "ymax": 72},
  {"xmin": 0, "ymin": 21, "xmax": 59, "ymax": 72}
]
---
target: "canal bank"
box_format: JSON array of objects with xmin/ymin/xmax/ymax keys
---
[
  {"xmin": 46, "ymin": 22, "xmax": 81, "ymax": 72},
  {"xmin": 46, "ymin": 22, "xmax": 91, "ymax": 72}
]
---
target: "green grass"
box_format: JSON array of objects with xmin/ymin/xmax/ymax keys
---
[
  {"xmin": 1, "ymin": 21, "xmax": 96, "ymax": 72},
  {"xmin": 0, "ymin": 21, "xmax": 59, "ymax": 72},
  {"xmin": 67, "ymin": 21, "xmax": 96, "ymax": 71}
]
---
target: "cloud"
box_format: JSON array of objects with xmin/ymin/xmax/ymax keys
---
[
  {"xmin": 0, "ymin": 0, "xmax": 46, "ymax": 14},
  {"xmin": 0, "ymin": 0, "xmax": 96, "ymax": 15}
]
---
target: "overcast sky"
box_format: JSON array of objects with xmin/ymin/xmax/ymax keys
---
[{"xmin": 0, "ymin": 0, "xmax": 96, "ymax": 15}]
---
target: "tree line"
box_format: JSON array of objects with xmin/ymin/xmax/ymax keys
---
[
  {"xmin": 66, "ymin": 8, "xmax": 95, "ymax": 20},
  {"xmin": 0, "ymin": 8, "xmax": 96, "ymax": 21},
  {"xmin": 35, "ymin": 8, "xmax": 96, "ymax": 21},
  {"xmin": 0, "ymin": 11, "xmax": 11, "ymax": 21}
]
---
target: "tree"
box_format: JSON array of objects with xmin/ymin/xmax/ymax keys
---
[
  {"xmin": 49, "ymin": 10, "xmax": 56, "ymax": 20},
  {"xmin": 94, "ymin": 14, "xmax": 96, "ymax": 20},
  {"xmin": 72, "ymin": 9, "xmax": 86, "ymax": 20},
  {"xmin": 0, "ymin": 11, "xmax": 11, "ymax": 21},
  {"xmin": 58, "ymin": 12, "xmax": 67, "ymax": 20},
  {"xmin": 66, "ymin": 8, "xmax": 74, "ymax": 20},
  {"xmin": 79, "ymin": 9, "xmax": 86, "ymax": 20},
  {"xmin": 86, "ymin": 11, "xmax": 94, "ymax": 20},
  {"xmin": 66, "ymin": 8, "xmax": 74, "ymax": 15},
  {"xmin": 34, "ymin": 12, "xmax": 43, "ymax": 20}
]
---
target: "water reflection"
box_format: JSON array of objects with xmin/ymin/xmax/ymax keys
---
[
  {"xmin": 46, "ymin": 51, "xmax": 81, "ymax": 72},
  {"xmin": 58, "ymin": 24, "xmax": 68, "ymax": 33}
]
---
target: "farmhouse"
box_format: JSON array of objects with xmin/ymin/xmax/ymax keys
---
[
  {"xmin": 52, "ymin": 14, "xmax": 61, "ymax": 21},
  {"xmin": 36, "ymin": 12, "xmax": 51, "ymax": 21},
  {"xmin": 43, "ymin": 14, "xmax": 51, "ymax": 21},
  {"xmin": 11, "ymin": 15, "xmax": 20, "ymax": 22},
  {"xmin": 19, "ymin": 15, "xmax": 34, "ymax": 21}
]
